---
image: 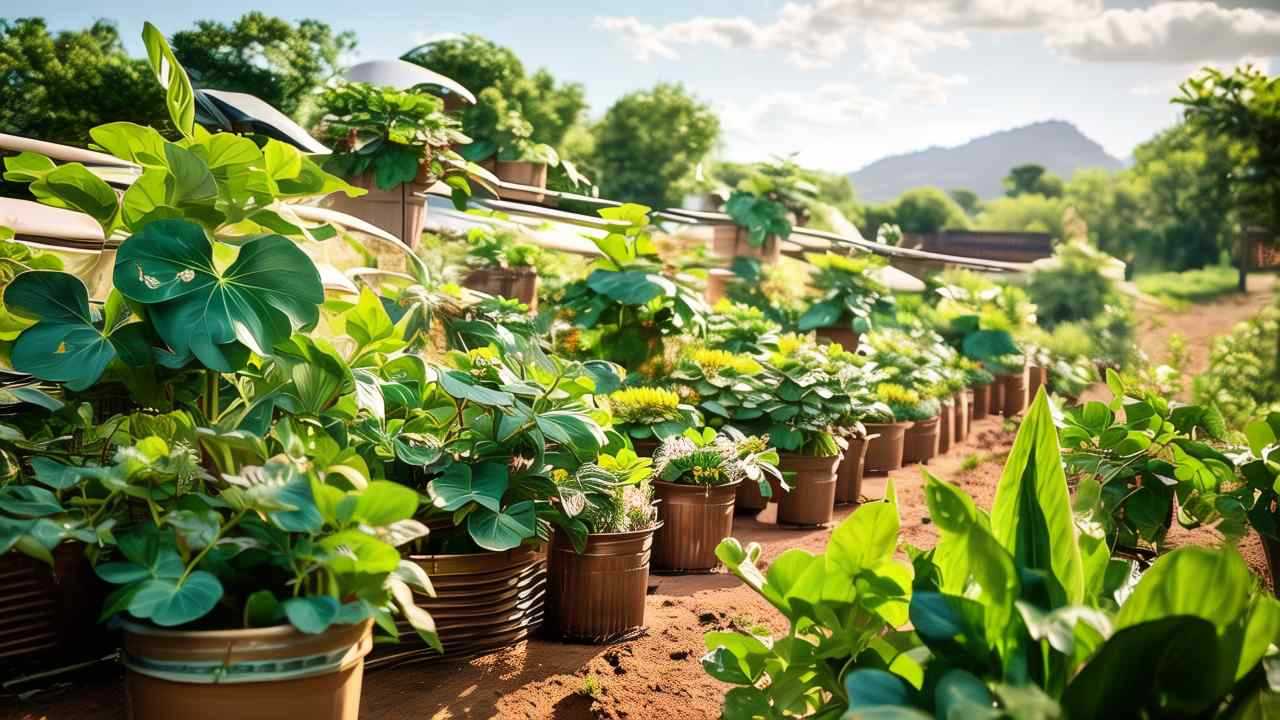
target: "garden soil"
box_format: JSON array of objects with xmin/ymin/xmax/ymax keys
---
[{"xmin": 6, "ymin": 279, "xmax": 1276, "ymax": 720}]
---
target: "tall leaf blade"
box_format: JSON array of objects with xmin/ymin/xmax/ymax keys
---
[{"xmin": 990, "ymin": 387, "xmax": 1084, "ymax": 606}]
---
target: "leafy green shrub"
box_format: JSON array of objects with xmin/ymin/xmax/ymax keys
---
[
  {"xmin": 1027, "ymin": 240, "xmax": 1122, "ymax": 328},
  {"xmin": 464, "ymin": 225, "xmax": 543, "ymax": 270},
  {"xmin": 1136, "ymin": 265, "xmax": 1239, "ymax": 303},
  {"xmin": 652, "ymin": 427, "xmax": 782, "ymax": 499},
  {"xmin": 796, "ymin": 252, "xmax": 891, "ymax": 333},
  {"xmin": 1194, "ymin": 306, "xmax": 1280, "ymax": 429}
]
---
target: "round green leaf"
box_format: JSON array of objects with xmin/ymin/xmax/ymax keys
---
[
  {"xmin": 467, "ymin": 500, "xmax": 536, "ymax": 552},
  {"xmin": 129, "ymin": 572, "xmax": 223, "ymax": 627},
  {"xmin": 352, "ymin": 480, "xmax": 419, "ymax": 526},
  {"xmin": 429, "ymin": 463, "xmax": 508, "ymax": 513},
  {"xmin": 283, "ymin": 596, "xmax": 339, "ymax": 635}
]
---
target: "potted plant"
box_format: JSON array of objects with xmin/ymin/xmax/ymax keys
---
[
  {"xmin": 797, "ymin": 252, "xmax": 891, "ymax": 350},
  {"xmin": 990, "ymin": 353, "xmax": 1029, "ymax": 416},
  {"xmin": 649, "ymin": 428, "xmax": 781, "ymax": 572},
  {"xmin": 878, "ymin": 384, "xmax": 942, "ymax": 464},
  {"xmin": 967, "ymin": 364, "xmax": 997, "ymax": 421},
  {"xmin": 460, "ymin": 225, "xmax": 543, "ymax": 310},
  {"xmin": 706, "ymin": 299, "xmax": 782, "ymax": 356},
  {"xmin": 558, "ymin": 205, "xmax": 709, "ymax": 378},
  {"xmin": 718, "ymin": 157, "xmax": 817, "ymax": 264},
  {"xmin": 546, "ymin": 450, "xmax": 660, "ymax": 641},
  {"xmin": 459, "ymin": 88, "xmax": 585, "ymax": 204},
  {"xmin": 606, "ymin": 386, "xmax": 701, "ymax": 457},
  {"xmin": 314, "ymin": 80, "xmax": 493, "ymax": 245}
]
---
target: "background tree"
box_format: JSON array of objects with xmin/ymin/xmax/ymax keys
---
[
  {"xmin": 978, "ymin": 194, "xmax": 1066, "ymax": 238},
  {"xmin": 1064, "ymin": 167, "xmax": 1150, "ymax": 273},
  {"xmin": 0, "ymin": 18, "xmax": 166, "ymax": 145},
  {"xmin": 405, "ymin": 34, "xmax": 585, "ymax": 150},
  {"xmin": 892, "ymin": 187, "xmax": 971, "ymax": 235},
  {"xmin": 170, "ymin": 13, "xmax": 356, "ymax": 120},
  {"xmin": 1177, "ymin": 64, "xmax": 1280, "ymax": 292},
  {"xmin": 588, "ymin": 83, "xmax": 720, "ymax": 209},
  {"xmin": 1003, "ymin": 163, "xmax": 1064, "ymax": 198},
  {"xmin": 948, "ymin": 188, "xmax": 982, "ymax": 216}
]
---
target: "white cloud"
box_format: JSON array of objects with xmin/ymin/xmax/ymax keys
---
[
  {"xmin": 1050, "ymin": 2, "xmax": 1280, "ymax": 63},
  {"xmin": 1130, "ymin": 53, "xmax": 1272, "ymax": 96}
]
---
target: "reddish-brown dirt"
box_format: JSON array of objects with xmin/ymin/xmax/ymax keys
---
[{"xmin": 6, "ymin": 278, "xmax": 1274, "ymax": 720}]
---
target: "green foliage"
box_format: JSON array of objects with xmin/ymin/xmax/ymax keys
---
[
  {"xmin": 891, "ymin": 187, "xmax": 971, "ymax": 235},
  {"xmin": 1003, "ymin": 163, "xmax": 1064, "ymax": 198},
  {"xmin": 552, "ymin": 451, "xmax": 657, "ymax": 541},
  {"xmin": 463, "ymin": 225, "xmax": 543, "ymax": 270},
  {"xmin": 653, "ymin": 428, "xmax": 781, "ymax": 499},
  {"xmin": 724, "ymin": 190, "xmax": 791, "ymax": 247},
  {"xmin": 948, "ymin": 188, "xmax": 981, "ymax": 216},
  {"xmin": 457, "ymin": 87, "xmax": 560, "ymax": 166},
  {"xmin": 1027, "ymin": 241, "xmax": 1124, "ymax": 328},
  {"xmin": 1194, "ymin": 306, "xmax": 1280, "ymax": 429},
  {"xmin": 1135, "ymin": 265, "xmax": 1239, "ymax": 303},
  {"xmin": 706, "ymin": 300, "xmax": 782, "ymax": 355},
  {"xmin": 588, "ymin": 84, "xmax": 720, "ymax": 209},
  {"xmin": 606, "ymin": 386, "xmax": 700, "ymax": 442},
  {"xmin": 797, "ymin": 252, "xmax": 891, "ymax": 334},
  {"xmin": 170, "ymin": 12, "xmax": 355, "ymax": 119},
  {"xmin": 977, "ymin": 193, "xmax": 1066, "ymax": 238}
]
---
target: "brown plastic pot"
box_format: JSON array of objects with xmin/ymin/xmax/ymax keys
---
[
  {"xmin": 954, "ymin": 392, "xmax": 970, "ymax": 442},
  {"xmin": 991, "ymin": 380, "xmax": 1006, "ymax": 416},
  {"xmin": 1001, "ymin": 368, "xmax": 1029, "ymax": 417},
  {"xmin": 652, "ymin": 481, "xmax": 739, "ymax": 573},
  {"xmin": 776, "ymin": 453, "xmax": 841, "ymax": 527},
  {"xmin": 972, "ymin": 384, "xmax": 991, "ymax": 421},
  {"xmin": 1027, "ymin": 365, "xmax": 1046, "ymax": 399},
  {"xmin": 377, "ymin": 545, "xmax": 546, "ymax": 664},
  {"xmin": 548, "ymin": 526, "xmax": 657, "ymax": 642},
  {"xmin": 324, "ymin": 172, "xmax": 429, "ymax": 246},
  {"xmin": 863, "ymin": 422, "xmax": 911, "ymax": 475},
  {"xmin": 834, "ymin": 436, "xmax": 869, "ymax": 505},
  {"xmin": 938, "ymin": 399, "xmax": 954, "ymax": 455},
  {"xmin": 735, "ymin": 478, "xmax": 769, "ymax": 514},
  {"xmin": 631, "ymin": 439, "xmax": 660, "ymax": 458},
  {"xmin": 710, "ymin": 225, "xmax": 781, "ymax": 264},
  {"xmin": 815, "ymin": 326, "xmax": 860, "ymax": 351},
  {"xmin": 0, "ymin": 543, "xmax": 106, "ymax": 677},
  {"xmin": 488, "ymin": 160, "xmax": 549, "ymax": 203},
  {"xmin": 462, "ymin": 266, "xmax": 539, "ymax": 311},
  {"xmin": 902, "ymin": 415, "xmax": 941, "ymax": 464},
  {"xmin": 122, "ymin": 620, "xmax": 372, "ymax": 720}
]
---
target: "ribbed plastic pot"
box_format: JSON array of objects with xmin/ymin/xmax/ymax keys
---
[
  {"xmin": 548, "ymin": 526, "xmax": 657, "ymax": 643},
  {"xmin": 489, "ymin": 160, "xmax": 550, "ymax": 204},
  {"xmin": 902, "ymin": 415, "xmax": 941, "ymax": 464},
  {"xmin": 776, "ymin": 453, "xmax": 841, "ymax": 527},
  {"xmin": 462, "ymin": 267, "xmax": 539, "ymax": 311},
  {"xmin": 972, "ymin": 385, "xmax": 991, "ymax": 421},
  {"xmin": 0, "ymin": 543, "xmax": 106, "ymax": 677},
  {"xmin": 710, "ymin": 225, "xmax": 781, "ymax": 264},
  {"xmin": 834, "ymin": 436, "xmax": 869, "ymax": 505},
  {"xmin": 653, "ymin": 481, "xmax": 739, "ymax": 573},
  {"xmin": 734, "ymin": 478, "xmax": 769, "ymax": 514},
  {"xmin": 863, "ymin": 422, "xmax": 911, "ymax": 475},
  {"xmin": 991, "ymin": 380, "xmax": 1007, "ymax": 416},
  {"xmin": 1000, "ymin": 368, "xmax": 1029, "ymax": 417},
  {"xmin": 938, "ymin": 399, "xmax": 954, "ymax": 455},
  {"xmin": 1026, "ymin": 365, "xmax": 1044, "ymax": 399},
  {"xmin": 955, "ymin": 392, "xmax": 970, "ymax": 442},
  {"xmin": 374, "ymin": 545, "xmax": 545, "ymax": 665},
  {"xmin": 815, "ymin": 326, "xmax": 860, "ymax": 351},
  {"xmin": 122, "ymin": 620, "xmax": 373, "ymax": 720}
]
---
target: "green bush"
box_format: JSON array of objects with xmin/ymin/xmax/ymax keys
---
[
  {"xmin": 1135, "ymin": 265, "xmax": 1239, "ymax": 303},
  {"xmin": 1194, "ymin": 306, "xmax": 1280, "ymax": 429}
]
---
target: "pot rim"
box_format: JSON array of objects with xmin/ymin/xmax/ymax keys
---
[
  {"xmin": 573, "ymin": 522, "xmax": 664, "ymax": 540},
  {"xmin": 406, "ymin": 543, "xmax": 543, "ymax": 562},
  {"xmin": 863, "ymin": 420, "xmax": 915, "ymax": 429},
  {"xmin": 652, "ymin": 478, "xmax": 744, "ymax": 491},
  {"xmin": 119, "ymin": 619, "xmax": 369, "ymax": 641}
]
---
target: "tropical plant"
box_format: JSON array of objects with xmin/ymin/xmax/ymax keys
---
[
  {"xmin": 706, "ymin": 299, "xmax": 782, "ymax": 355},
  {"xmin": 458, "ymin": 88, "xmax": 560, "ymax": 166},
  {"xmin": 558, "ymin": 204, "xmax": 709, "ymax": 375},
  {"xmin": 875, "ymin": 383, "xmax": 939, "ymax": 423},
  {"xmin": 606, "ymin": 386, "xmax": 700, "ymax": 443},
  {"xmin": 652, "ymin": 427, "xmax": 782, "ymax": 500},
  {"xmin": 1060, "ymin": 371, "xmax": 1239, "ymax": 551},
  {"xmin": 796, "ymin": 252, "xmax": 891, "ymax": 334},
  {"xmin": 314, "ymin": 80, "xmax": 492, "ymax": 204},
  {"xmin": 463, "ymin": 224, "xmax": 543, "ymax": 270},
  {"xmin": 549, "ymin": 450, "xmax": 657, "ymax": 541},
  {"xmin": 746, "ymin": 334, "xmax": 853, "ymax": 456}
]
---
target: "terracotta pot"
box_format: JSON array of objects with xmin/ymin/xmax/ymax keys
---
[
  {"xmin": 548, "ymin": 526, "xmax": 657, "ymax": 642},
  {"xmin": 954, "ymin": 392, "xmax": 970, "ymax": 442},
  {"xmin": 374, "ymin": 545, "xmax": 545, "ymax": 665},
  {"xmin": 902, "ymin": 415, "xmax": 941, "ymax": 464},
  {"xmin": 462, "ymin": 266, "xmax": 539, "ymax": 311},
  {"xmin": 834, "ymin": 436, "xmax": 869, "ymax": 505},
  {"xmin": 652, "ymin": 481, "xmax": 739, "ymax": 573},
  {"xmin": 776, "ymin": 453, "xmax": 841, "ymax": 527},
  {"xmin": 1000, "ymin": 367, "xmax": 1029, "ymax": 417},
  {"xmin": 122, "ymin": 621, "xmax": 372, "ymax": 720},
  {"xmin": 710, "ymin": 225, "xmax": 781, "ymax": 265},
  {"xmin": 971, "ymin": 385, "xmax": 991, "ymax": 421},
  {"xmin": 324, "ymin": 172, "xmax": 429, "ymax": 246},
  {"xmin": 863, "ymin": 422, "xmax": 911, "ymax": 475},
  {"xmin": 1027, "ymin": 365, "xmax": 1045, "ymax": 400},
  {"xmin": 631, "ymin": 439, "xmax": 660, "ymax": 458},
  {"xmin": 938, "ymin": 399, "xmax": 954, "ymax": 455},
  {"xmin": 0, "ymin": 543, "xmax": 106, "ymax": 677},
  {"xmin": 489, "ymin": 160, "xmax": 549, "ymax": 204},
  {"xmin": 815, "ymin": 326, "xmax": 860, "ymax": 351},
  {"xmin": 991, "ymin": 380, "xmax": 1006, "ymax": 416}
]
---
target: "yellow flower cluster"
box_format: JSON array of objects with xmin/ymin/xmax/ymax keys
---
[
  {"xmin": 608, "ymin": 386, "xmax": 682, "ymax": 423},
  {"xmin": 691, "ymin": 349, "xmax": 762, "ymax": 377},
  {"xmin": 690, "ymin": 466, "xmax": 723, "ymax": 482},
  {"xmin": 876, "ymin": 383, "xmax": 921, "ymax": 406}
]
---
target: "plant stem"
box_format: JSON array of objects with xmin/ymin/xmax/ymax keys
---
[{"xmin": 178, "ymin": 509, "xmax": 247, "ymax": 586}]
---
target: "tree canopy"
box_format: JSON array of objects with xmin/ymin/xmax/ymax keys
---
[
  {"xmin": 588, "ymin": 83, "xmax": 720, "ymax": 210},
  {"xmin": 892, "ymin": 187, "xmax": 971, "ymax": 235},
  {"xmin": 1004, "ymin": 163, "xmax": 1064, "ymax": 198}
]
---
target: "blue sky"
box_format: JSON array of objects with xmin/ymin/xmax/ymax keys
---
[{"xmin": 24, "ymin": 1, "xmax": 1280, "ymax": 172}]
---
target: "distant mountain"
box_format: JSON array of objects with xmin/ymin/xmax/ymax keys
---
[{"xmin": 848, "ymin": 120, "xmax": 1124, "ymax": 203}]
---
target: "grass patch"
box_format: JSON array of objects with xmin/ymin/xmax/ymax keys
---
[
  {"xmin": 958, "ymin": 453, "xmax": 982, "ymax": 473},
  {"xmin": 1135, "ymin": 266, "xmax": 1240, "ymax": 304},
  {"xmin": 579, "ymin": 674, "xmax": 602, "ymax": 699}
]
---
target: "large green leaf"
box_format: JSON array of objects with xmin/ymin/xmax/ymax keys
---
[
  {"xmin": 828, "ymin": 479, "xmax": 899, "ymax": 575},
  {"xmin": 467, "ymin": 500, "xmax": 536, "ymax": 551},
  {"xmin": 428, "ymin": 463, "xmax": 507, "ymax": 512},
  {"xmin": 586, "ymin": 270, "xmax": 671, "ymax": 305},
  {"xmin": 282, "ymin": 596, "xmax": 339, "ymax": 635},
  {"xmin": 128, "ymin": 571, "xmax": 223, "ymax": 627},
  {"xmin": 535, "ymin": 410, "xmax": 607, "ymax": 457},
  {"xmin": 142, "ymin": 22, "xmax": 195, "ymax": 137},
  {"xmin": 962, "ymin": 329, "xmax": 1019, "ymax": 362},
  {"xmin": 1114, "ymin": 545, "xmax": 1250, "ymax": 633},
  {"xmin": 5, "ymin": 272, "xmax": 149, "ymax": 390},
  {"xmin": 352, "ymin": 481, "xmax": 418, "ymax": 526},
  {"xmin": 0, "ymin": 485, "xmax": 63, "ymax": 517},
  {"xmin": 113, "ymin": 220, "xmax": 323, "ymax": 370},
  {"xmin": 797, "ymin": 300, "xmax": 843, "ymax": 332},
  {"xmin": 990, "ymin": 388, "xmax": 1084, "ymax": 607}
]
